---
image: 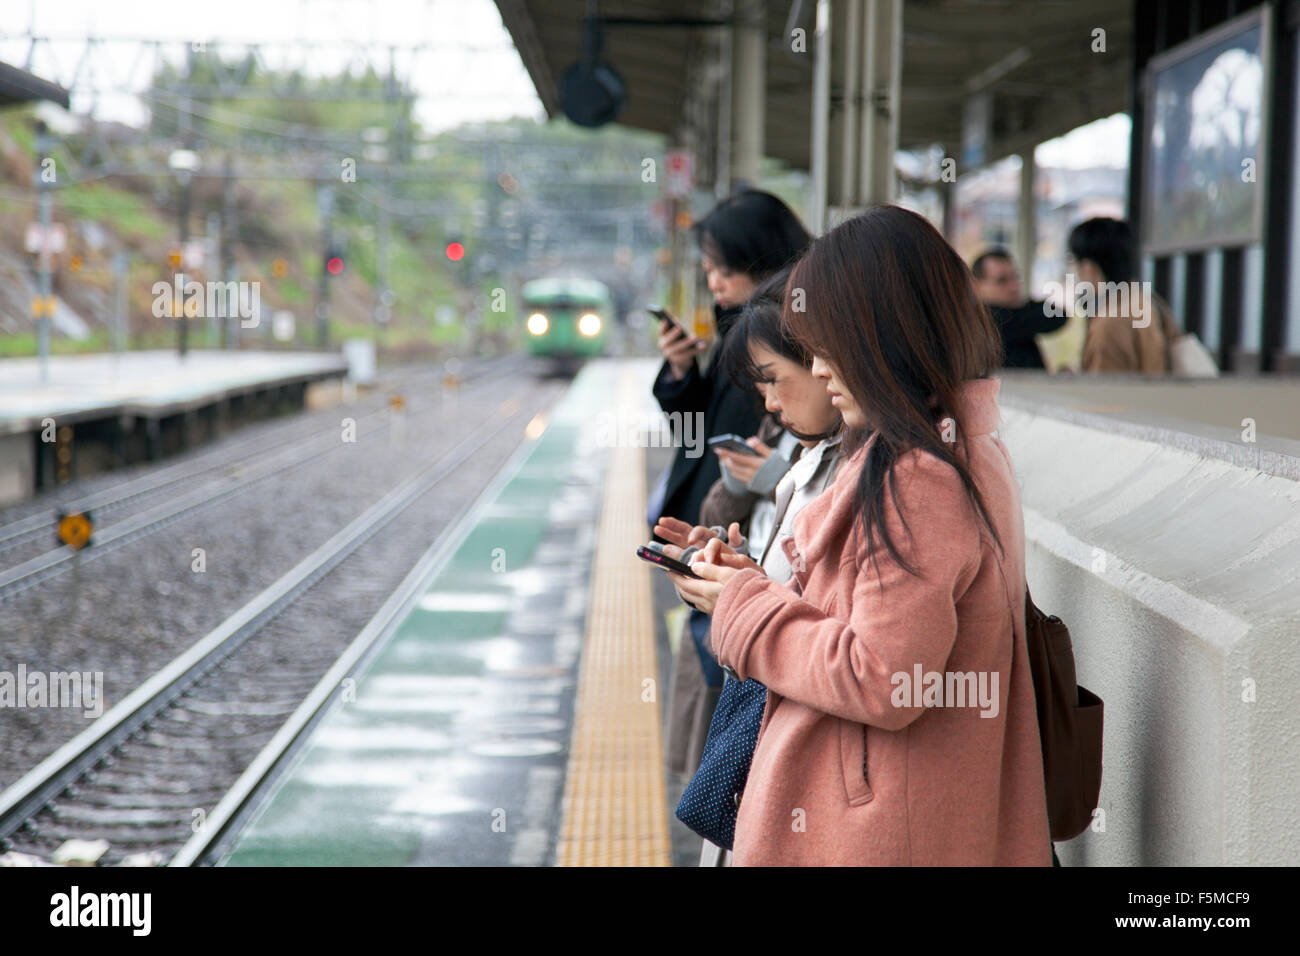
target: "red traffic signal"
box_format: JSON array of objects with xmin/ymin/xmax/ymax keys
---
[
  {"xmin": 326, "ymin": 255, "xmax": 344, "ymax": 275},
  {"xmin": 445, "ymin": 242, "xmax": 465, "ymax": 262}
]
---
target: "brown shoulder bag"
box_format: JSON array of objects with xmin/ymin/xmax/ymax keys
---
[{"xmin": 1024, "ymin": 589, "xmax": 1104, "ymax": 842}]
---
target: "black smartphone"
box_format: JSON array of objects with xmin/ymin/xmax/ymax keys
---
[
  {"xmin": 636, "ymin": 543, "xmax": 702, "ymax": 578},
  {"xmin": 708, "ymin": 434, "xmax": 762, "ymax": 457},
  {"xmin": 647, "ymin": 305, "xmax": 689, "ymax": 339}
]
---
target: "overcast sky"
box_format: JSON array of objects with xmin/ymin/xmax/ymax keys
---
[
  {"xmin": 0, "ymin": 0, "xmax": 1126, "ymax": 168},
  {"xmin": 0, "ymin": 0, "xmax": 545, "ymax": 132}
]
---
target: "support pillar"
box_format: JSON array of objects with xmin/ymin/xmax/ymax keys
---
[
  {"xmin": 809, "ymin": 0, "xmax": 832, "ymax": 233},
  {"xmin": 730, "ymin": 2, "xmax": 766, "ymax": 191},
  {"xmin": 858, "ymin": 0, "xmax": 901, "ymax": 205},
  {"xmin": 1016, "ymin": 149, "xmax": 1037, "ymax": 292}
]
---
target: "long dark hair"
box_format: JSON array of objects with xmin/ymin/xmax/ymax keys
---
[
  {"xmin": 782, "ymin": 204, "xmax": 1003, "ymax": 575},
  {"xmin": 721, "ymin": 269, "xmax": 810, "ymax": 394},
  {"xmin": 693, "ymin": 190, "xmax": 812, "ymax": 281}
]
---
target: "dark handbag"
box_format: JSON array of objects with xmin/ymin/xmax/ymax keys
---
[
  {"xmin": 1024, "ymin": 589, "xmax": 1105, "ymax": 842},
  {"xmin": 674, "ymin": 675, "xmax": 767, "ymax": 851}
]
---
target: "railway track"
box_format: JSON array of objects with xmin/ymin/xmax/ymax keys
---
[
  {"xmin": 0, "ymin": 355, "xmax": 527, "ymax": 602},
  {"xmin": 0, "ymin": 378, "xmax": 557, "ymax": 866}
]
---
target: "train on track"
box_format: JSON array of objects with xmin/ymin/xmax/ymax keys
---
[{"xmin": 521, "ymin": 276, "xmax": 612, "ymax": 369}]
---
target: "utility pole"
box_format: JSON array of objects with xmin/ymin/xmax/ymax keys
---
[
  {"xmin": 374, "ymin": 48, "xmax": 397, "ymax": 349},
  {"xmin": 376, "ymin": 184, "xmax": 391, "ymax": 349},
  {"xmin": 33, "ymin": 120, "xmax": 54, "ymax": 383},
  {"xmin": 315, "ymin": 184, "xmax": 334, "ymax": 348},
  {"xmin": 175, "ymin": 155, "xmax": 194, "ymax": 358},
  {"xmin": 220, "ymin": 152, "xmax": 237, "ymax": 349},
  {"xmin": 173, "ymin": 56, "xmax": 198, "ymax": 359},
  {"xmin": 111, "ymin": 252, "xmax": 128, "ymax": 356}
]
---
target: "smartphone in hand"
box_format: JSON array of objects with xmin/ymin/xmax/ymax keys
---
[
  {"xmin": 636, "ymin": 542, "xmax": 702, "ymax": 578},
  {"xmin": 647, "ymin": 305, "xmax": 689, "ymax": 339},
  {"xmin": 708, "ymin": 434, "xmax": 762, "ymax": 457}
]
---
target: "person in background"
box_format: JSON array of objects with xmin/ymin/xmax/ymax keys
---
[
  {"xmin": 650, "ymin": 190, "xmax": 813, "ymax": 532},
  {"xmin": 1070, "ymin": 217, "xmax": 1180, "ymax": 374},
  {"xmin": 971, "ymin": 247, "xmax": 1064, "ymax": 369},
  {"xmin": 654, "ymin": 191, "xmax": 812, "ymax": 784}
]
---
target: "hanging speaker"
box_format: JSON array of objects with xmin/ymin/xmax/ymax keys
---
[{"xmin": 559, "ymin": 59, "xmax": 625, "ymax": 128}]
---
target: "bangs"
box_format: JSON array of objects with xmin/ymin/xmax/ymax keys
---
[{"xmin": 724, "ymin": 332, "xmax": 768, "ymax": 394}]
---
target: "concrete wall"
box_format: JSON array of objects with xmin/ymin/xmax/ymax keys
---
[{"xmin": 999, "ymin": 397, "xmax": 1300, "ymax": 865}]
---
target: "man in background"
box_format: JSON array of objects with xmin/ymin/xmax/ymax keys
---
[{"xmin": 972, "ymin": 247, "xmax": 1066, "ymax": 369}]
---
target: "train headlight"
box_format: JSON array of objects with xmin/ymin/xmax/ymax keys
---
[
  {"xmin": 527, "ymin": 313, "xmax": 549, "ymax": 335},
  {"xmin": 578, "ymin": 313, "xmax": 602, "ymax": 336}
]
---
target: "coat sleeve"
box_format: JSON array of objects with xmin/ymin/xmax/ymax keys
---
[
  {"xmin": 698, "ymin": 476, "xmax": 760, "ymax": 529},
  {"xmin": 710, "ymin": 454, "xmax": 984, "ymax": 729},
  {"xmin": 652, "ymin": 358, "xmax": 709, "ymax": 417},
  {"xmin": 996, "ymin": 301, "xmax": 1068, "ymax": 340}
]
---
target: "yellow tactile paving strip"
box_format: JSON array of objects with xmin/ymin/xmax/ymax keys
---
[{"xmin": 556, "ymin": 369, "xmax": 671, "ymax": 866}]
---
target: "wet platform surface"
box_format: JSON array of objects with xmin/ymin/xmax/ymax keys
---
[{"xmin": 223, "ymin": 361, "xmax": 655, "ymax": 866}]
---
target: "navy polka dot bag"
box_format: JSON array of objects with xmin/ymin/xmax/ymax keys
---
[{"xmin": 674, "ymin": 674, "xmax": 767, "ymax": 851}]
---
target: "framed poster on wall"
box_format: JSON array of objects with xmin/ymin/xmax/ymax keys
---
[{"xmin": 1142, "ymin": 7, "xmax": 1270, "ymax": 255}]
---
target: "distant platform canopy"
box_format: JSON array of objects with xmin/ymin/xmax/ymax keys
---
[{"xmin": 0, "ymin": 60, "xmax": 71, "ymax": 110}]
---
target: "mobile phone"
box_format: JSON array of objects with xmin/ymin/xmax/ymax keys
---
[
  {"xmin": 647, "ymin": 305, "xmax": 689, "ymax": 338},
  {"xmin": 636, "ymin": 543, "xmax": 702, "ymax": 578},
  {"xmin": 708, "ymin": 434, "xmax": 762, "ymax": 457}
]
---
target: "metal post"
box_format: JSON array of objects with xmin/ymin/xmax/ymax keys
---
[
  {"xmin": 809, "ymin": 0, "xmax": 832, "ymax": 234},
  {"xmin": 839, "ymin": 0, "xmax": 862, "ymax": 209},
  {"xmin": 175, "ymin": 62, "xmax": 195, "ymax": 360},
  {"xmin": 111, "ymin": 252, "xmax": 127, "ymax": 356},
  {"xmin": 939, "ymin": 167, "xmax": 956, "ymax": 242},
  {"xmin": 220, "ymin": 153, "xmax": 236, "ymax": 349},
  {"xmin": 315, "ymin": 184, "xmax": 334, "ymax": 348},
  {"xmin": 859, "ymin": 0, "xmax": 901, "ymax": 204},
  {"xmin": 1016, "ymin": 149, "xmax": 1037, "ymax": 297},
  {"xmin": 714, "ymin": 15, "xmax": 733, "ymax": 199},
  {"xmin": 34, "ymin": 121, "xmax": 54, "ymax": 383},
  {"xmin": 376, "ymin": 49, "xmax": 397, "ymax": 350},
  {"xmin": 177, "ymin": 166, "xmax": 191, "ymax": 358},
  {"xmin": 376, "ymin": 184, "xmax": 391, "ymax": 348},
  {"xmin": 730, "ymin": 0, "xmax": 765, "ymax": 191}
]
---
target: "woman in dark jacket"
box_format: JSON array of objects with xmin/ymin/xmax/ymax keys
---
[{"xmin": 650, "ymin": 190, "xmax": 812, "ymax": 532}]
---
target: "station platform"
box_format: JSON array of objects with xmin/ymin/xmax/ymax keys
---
[
  {"xmin": 0, "ymin": 349, "xmax": 348, "ymax": 433},
  {"xmin": 213, "ymin": 359, "xmax": 1300, "ymax": 867},
  {"xmin": 221, "ymin": 359, "xmax": 676, "ymax": 866},
  {"xmin": 0, "ymin": 349, "xmax": 348, "ymax": 504}
]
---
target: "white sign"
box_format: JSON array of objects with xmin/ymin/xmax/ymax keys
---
[
  {"xmin": 25, "ymin": 222, "xmax": 67, "ymax": 255},
  {"xmin": 272, "ymin": 310, "xmax": 296, "ymax": 341},
  {"xmin": 664, "ymin": 149, "xmax": 695, "ymax": 199},
  {"xmin": 182, "ymin": 239, "xmax": 206, "ymax": 270},
  {"xmin": 343, "ymin": 338, "xmax": 376, "ymax": 384}
]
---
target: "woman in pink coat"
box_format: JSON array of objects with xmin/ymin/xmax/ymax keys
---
[{"xmin": 668, "ymin": 206, "xmax": 1052, "ymax": 866}]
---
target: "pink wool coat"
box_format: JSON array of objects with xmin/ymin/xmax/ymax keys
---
[{"xmin": 711, "ymin": 378, "xmax": 1051, "ymax": 866}]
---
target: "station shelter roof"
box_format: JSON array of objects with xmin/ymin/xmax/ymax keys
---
[{"xmin": 496, "ymin": 0, "xmax": 1133, "ymax": 171}]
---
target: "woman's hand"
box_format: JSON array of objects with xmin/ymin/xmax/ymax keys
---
[
  {"xmin": 654, "ymin": 517, "xmax": 749, "ymax": 552},
  {"xmin": 666, "ymin": 536, "xmax": 764, "ymax": 615},
  {"xmin": 653, "ymin": 516, "xmax": 712, "ymax": 550},
  {"xmin": 715, "ymin": 438, "xmax": 773, "ymax": 485},
  {"xmin": 657, "ymin": 318, "xmax": 708, "ymax": 380}
]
